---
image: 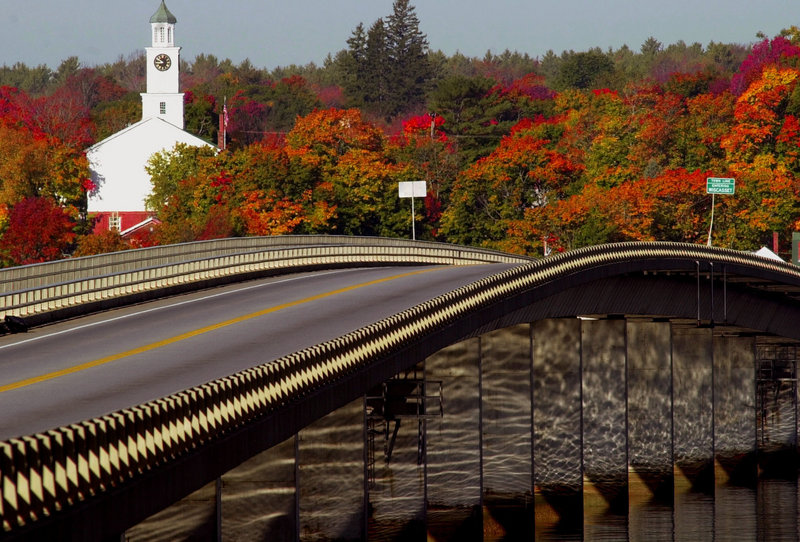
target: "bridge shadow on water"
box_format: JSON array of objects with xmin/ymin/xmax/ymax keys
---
[{"xmin": 126, "ymin": 319, "xmax": 800, "ymax": 541}]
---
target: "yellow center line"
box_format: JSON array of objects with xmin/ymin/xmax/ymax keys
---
[{"xmin": 0, "ymin": 267, "xmax": 442, "ymax": 394}]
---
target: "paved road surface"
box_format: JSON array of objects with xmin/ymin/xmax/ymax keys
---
[{"xmin": 0, "ymin": 264, "xmax": 516, "ymax": 440}]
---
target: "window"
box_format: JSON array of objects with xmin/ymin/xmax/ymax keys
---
[
  {"xmin": 109, "ymin": 214, "xmax": 121, "ymax": 231},
  {"xmin": 167, "ymin": 28, "xmax": 172, "ymax": 43},
  {"xmin": 159, "ymin": 27, "xmax": 165, "ymax": 42},
  {"xmin": 160, "ymin": 102, "xmax": 167, "ymax": 115}
]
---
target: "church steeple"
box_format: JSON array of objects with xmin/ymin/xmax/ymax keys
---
[
  {"xmin": 141, "ymin": 1, "xmax": 184, "ymax": 128},
  {"xmin": 150, "ymin": 1, "xmax": 177, "ymax": 47}
]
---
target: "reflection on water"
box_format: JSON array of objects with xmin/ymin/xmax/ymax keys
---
[{"xmin": 128, "ymin": 321, "xmax": 800, "ymax": 541}]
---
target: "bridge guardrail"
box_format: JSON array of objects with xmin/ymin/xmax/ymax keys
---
[
  {"xmin": 0, "ymin": 235, "xmax": 530, "ymax": 323},
  {"xmin": 6, "ymin": 241, "xmax": 800, "ymax": 536}
]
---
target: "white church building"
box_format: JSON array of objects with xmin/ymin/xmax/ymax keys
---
[{"xmin": 87, "ymin": 1, "xmax": 215, "ymax": 235}]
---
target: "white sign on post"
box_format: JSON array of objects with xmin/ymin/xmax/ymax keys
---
[
  {"xmin": 398, "ymin": 181, "xmax": 427, "ymax": 240},
  {"xmin": 398, "ymin": 181, "xmax": 427, "ymax": 198}
]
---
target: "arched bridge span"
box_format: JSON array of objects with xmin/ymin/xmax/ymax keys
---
[{"xmin": 3, "ymin": 240, "xmax": 800, "ymax": 540}]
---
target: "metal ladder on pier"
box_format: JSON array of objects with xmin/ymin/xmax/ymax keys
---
[{"xmin": 365, "ymin": 363, "xmax": 443, "ymax": 488}]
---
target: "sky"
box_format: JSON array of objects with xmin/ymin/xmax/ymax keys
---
[{"xmin": 1, "ymin": 0, "xmax": 797, "ymax": 70}]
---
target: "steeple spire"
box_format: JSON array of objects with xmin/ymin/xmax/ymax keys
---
[
  {"xmin": 150, "ymin": 1, "xmax": 177, "ymax": 47},
  {"xmin": 150, "ymin": 1, "xmax": 177, "ymax": 24}
]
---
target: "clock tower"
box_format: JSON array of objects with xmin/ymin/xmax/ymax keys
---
[{"xmin": 141, "ymin": 1, "xmax": 184, "ymax": 128}]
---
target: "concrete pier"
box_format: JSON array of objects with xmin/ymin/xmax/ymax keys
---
[
  {"xmin": 581, "ymin": 318, "xmax": 628, "ymax": 539},
  {"xmin": 366, "ymin": 373, "xmax": 426, "ymax": 541},
  {"xmin": 532, "ymin": 318, "xmax": 582, "ymax": 538},
  {"xmin": 672, "ymin": 326, "xmax": 714, "ymax": 540},
  {"xmin": 714, "ymin": 334, "xmax": 757, "ymax": 539},
  {"xmin": 626, "ymin": 320, "xmax": 673, "ymax": 539},
  {"xmin": 480, "ymin": 326, "xmax": 533, "ymax": 538},
  {"xmin": 714, "ymin": 335, "xmax": 757, "ymax": 484},
  {"xmin": 299, "ymin": 398, "xmax": 364, "ymax": 541},
  {"xmin": 426, "ymin": 338, "xmax": 482, "ymax": 541},
  {"xmin": 222, "ymin": 437, "xmax": 297, "ymax": 541}
]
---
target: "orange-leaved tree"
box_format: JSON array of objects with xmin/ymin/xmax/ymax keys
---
[
  {"xmin": 719, "ymin": 65, "xmax": 800, "ymax": 249},
  {"xmin": 441, "ymin": 117, "xmax": 582, "ymax": 250},
  {"xmin": 286, "ymin": 108, "xmax": 409, "ymax": 236}
]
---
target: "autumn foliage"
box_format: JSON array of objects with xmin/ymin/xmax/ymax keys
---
[
  {"xmin": 6, "ymin": 27, "xmax": 800, "ymax": 265},
  {"xmin": 0, "ymin": 197, "xmax": 76, "ymax": 266}
]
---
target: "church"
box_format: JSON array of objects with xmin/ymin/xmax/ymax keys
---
[{"xmin": 86, "ymin": 1, "xmax": 215, "ymax": 237}]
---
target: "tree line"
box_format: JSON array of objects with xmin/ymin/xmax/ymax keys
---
[{"xmin": 0, "ymin": 0, "xmax": 798, "ymax": 266}]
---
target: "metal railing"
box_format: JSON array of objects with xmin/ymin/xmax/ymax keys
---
[{"xmin": 0, "ymin": 235, "xmax": 531, "ymax": 322}]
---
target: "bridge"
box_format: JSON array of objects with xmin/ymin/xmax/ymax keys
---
[{"xmin": 1, "ymin": 236, "xmax": 799, "ymax": 540}]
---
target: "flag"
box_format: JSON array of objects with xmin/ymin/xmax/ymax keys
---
[{"xmin": 223, "ymin": 104, "xmax": 229, "ymax": 130}]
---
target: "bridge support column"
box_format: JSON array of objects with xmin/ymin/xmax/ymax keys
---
[
  {"xmin": 581, "ymin": 318, "xmax": 627, "ymax": 540},
  {"xmin": 123, "ymin": 479, "xmax": 218, "ymax": 540},
  {"xmin": 753, "ymin": 345, "xmax": 800, "ymax": 539},
  {"xmin": 756, "ymin": 343, "xmax": 798, "ymax": 476},
  {"xmin": 626, "ymin": 320, "xmax": 673, "ymax": 537},
  {"xmin": 672, "ymin": 325, "xmax": 714, "ymax": 539},
  {"xmin": 365, "ymin": 367, "xmax": 426, "ymax": 540},
  {"xmin": 532, "ymin": 318, "xmax": 582, "ymax": 539},
  {"xmin": 298, "ymin": 397, "xmax": 364, "ymax": 541},
  {"xmin": 713, "ymin": 334, "xmax": 757, "ymax": 539},
  {"xmin": 480, "ymin": 325, "xmax": 534, "ymax": 538},
  {"xmin": 220, "ymin": 436, "xmax": 297, "ymax": 541},
  {"xmin": 426, "ymin": 338, "xmax": 482, "ymax": 541}
]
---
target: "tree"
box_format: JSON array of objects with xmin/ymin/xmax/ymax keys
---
[
  {"xmin": 145, "ymin": 143, "xmax": 219, "ymax": 216},
  {"xmin": 340, "ymin": 23, "xmax": 369, "ymax": 109},
  {"xmin": 340, "ymin": 1, "xmax": 432, "ymax": 121},
  {"xmin": 730, "ymin": 36, "xmax": 800, "ymax": 95},
  {"xmin": 236, "ymin": 189, "xmax": 315, "ymax": 236},
  {"xmin": 553, "ymin": 49, "xmax": 615, "ymax": 90},
  {"xmin": 0, "ymin": 63, "xmax": 52, "ymax": 95},
  {"xmin": 287, "ymin": 108, "xmax": 405, "ymax": 235},
  {"xmin": 428, "ymin": 75, "xmax": 506, "ymax": 164},
  {"xmin": 441, "ymin": 118, "xmax": 582, "ymax": 248},
  {"xmin": 183, "ymin": 90, "xmax": 217, "ymax": 143},
  {"xmin": 390, "ymin": 112, "xmax": 461, "ymax": 237},
  {"xmin": 0, "ymin": 108, "xmax": 90, "ymax": 215},
  {"xmin": 92, "ymin": 92, "xmax": 141, "ymax": 141},
  {"xmin": 74, "ymin": 229, "xmax": 131, "ymax": 257},
  {"xmin": 0, "ymin": 197, "xmax": 76, "ymax": 266},
  {"xmin": 719, "ymin": 65, "xmax": 800, "ymax": 248},
  {"xmin": 385, "ymin": 0, "xmax": 433, "ymax": 116},
  {"xmin": 363, "ymin": 19, "xmax": 392, "ymax": 118}
]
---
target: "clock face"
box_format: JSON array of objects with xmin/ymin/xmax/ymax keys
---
[{"xmin": 154, "ymin": 54, "xmax": 172, "ymax": 71}]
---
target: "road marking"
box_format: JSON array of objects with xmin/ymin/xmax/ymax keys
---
[
  {"xmin": 0, "ymin": 270, "xmax": 348, "ymax": 352},
  {"xmin": 0, "ymin": 267, "xmax": 441, "ymax": 393}
]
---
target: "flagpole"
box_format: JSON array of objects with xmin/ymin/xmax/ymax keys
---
[{"xmin": 223, "ymin": 96, "xmax": 227, "ymax": 151}]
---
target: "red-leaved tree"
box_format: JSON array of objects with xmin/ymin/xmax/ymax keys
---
[{"xmin": 0, "ymin": 197, "xmax": 76, "ymax": 266}]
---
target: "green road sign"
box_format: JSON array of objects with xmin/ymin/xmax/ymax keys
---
[{"xmin": 707, "ymin": 177, "xmax": 735, "ymax": 195}]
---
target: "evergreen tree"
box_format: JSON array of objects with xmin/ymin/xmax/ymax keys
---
[
  {"xmin": 385, "ymin": 0, "xmax": 432, "ymax": 117},
  {"xmin": 364, "ymin": 19, "xmax": 392, "ymax": 118},
  {"xmin": 553, "ymin": 49, "xmax": 615, "ymax": 90},
  {"xmin": 428, "ymin": 75, "xmax": 499, "ymax": 164},
  {"xmin": 341, "ymin": 23, "xmax": 368, "ymax": 108},
  {"xmin": 340, "ymin": 0, "xmax": 432, "ymax": 121}
]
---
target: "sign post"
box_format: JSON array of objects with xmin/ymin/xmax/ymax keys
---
[
  {"xmin": 398, "ymin": 181, "xmax": 427, "ymax": 240},
  {"xmin": 706, "ymin": 177, "xmax": 735, "ymax": 246}
]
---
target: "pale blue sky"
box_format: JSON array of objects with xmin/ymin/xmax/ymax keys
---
[{"xmin": 2, "ymin": 1, "xmax": 796, "ymax": 70}]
